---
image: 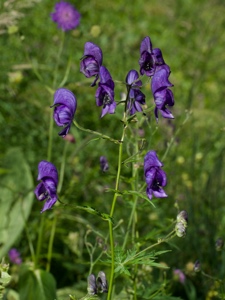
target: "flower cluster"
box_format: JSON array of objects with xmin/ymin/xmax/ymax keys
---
[
  {"xmin": 34, "ymin": 161, "xmax": 58, "ymax": 213},
  {"xmin": 139, "ymin": 36, "xmax": 174, "ymax": 121},
  {"xmin": 80, "ymin": 42, "xmax": 116, "ymax": 117},
  {"xmin": 144, "ymin": 150, "xmax": 167, "ymax": 200},
  {"xmin": 51, "ymin": 1, "xmax": 81, "ymax": 31}
]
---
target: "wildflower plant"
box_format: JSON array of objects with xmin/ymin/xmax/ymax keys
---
[
  {"xmin": 30, "ymin": 25, "xmax": 187, "ymax": 297},
  {"xmin": 3, "ymin": 3, "xmax": 191, "ymax": 299}
]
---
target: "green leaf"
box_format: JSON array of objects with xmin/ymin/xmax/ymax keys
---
[
  {"xmin": 76, "ymin": 206, "xmax": 114, "ymax": 224},
  {"xmin": 19, "ymin": 267, "xmax": 56, "ymax": 300},
  {"xmin": 0, "ymin": 148, "xmax": 33, "ymax": 259}
]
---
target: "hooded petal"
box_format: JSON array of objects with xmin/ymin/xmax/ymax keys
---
[
  {"xmin": 151, "ymin": 68, "xmax": 173, "ymax": 95},
  {"xmin": 140, "ymin": 36, "xmax": 153, "ymax": 54},
  {"xmin": 126, "ymin": 70, "xmax": 139, "ymax": 85},
  {"xmin": 83, "ymin": 42, "xmax": 103, "ymax": 66},
  {"xmin": 37, "ymin": 161, "xmax": 58, "ymax": 184},
  {"xmin": 144, "ymin": 150, "xmax": 163, "ymax": 171},
  {"xmin": 53, "ymin": 88, "xmax": 77, "ymax": 116},
  {"xmin": 99, "ymin": 66, "xmax": 114, "ymax": 86}
]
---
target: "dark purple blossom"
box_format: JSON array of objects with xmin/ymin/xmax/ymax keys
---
[
  {"xmin": 100, "ymin": 156, "xmax": 109, "ymax": 172},
  {"xmin": 139, "ymin": 36, "xmax": 155, "ymax": 77},
  {"xmin": 95, "ymin": 66, "xmax": 116, "ymax": 117},
  {"xmin": 8, "ymin": 248, "xmax": 22, "ymax": 265},
  {"xmin": 34, "ymin": 161, "xmax": 58, "ymax": 213},
  {"xmin": 51, "ymin": 1, "xmax": 81, "ymax": 31},
  {"xmin": 139, "ymin": 36, "xmax": 171, "ymax": 77},
  {"xmin": 126, "ymin": 69, "xmax": 146, "ymax": 115},
  {"xmin": 144, "ymin": 150, "xmax": 167, "ymax": 199},
  {"xmin": 80, "ymin": 42, "xmax": 103, "ymax": 86},
  {"xmin": 151, "ymin": 66, "xmax": 174, "ymax": 121},
  {"xmin": 51, "ymin": 88, "xmax": 77, "ymax": 137}
]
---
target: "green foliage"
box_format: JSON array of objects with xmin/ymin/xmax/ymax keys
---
[
  {"xmin": 1, "ymin": 0, "xmax": 225, "ymax": 299},
  {"xmin": 18, "ymin": 266, "xmax": 56, "ymax": 300},
  {"xmin": 0, "ymin": 148, "xmax": 33, "ymax": 258}
]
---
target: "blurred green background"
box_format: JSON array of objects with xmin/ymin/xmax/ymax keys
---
[{"xmin": 1, "ymin": 0, "xmax": 225, "ymax": 299}]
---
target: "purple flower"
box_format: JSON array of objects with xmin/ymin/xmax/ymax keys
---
[
  {"xmin": 100, "ymin": 156, "xmax": 109, "ymax": 172},
  {"xmin": 8, "ymin": 248, "xmax": 22, "ymax": 265},
  {"xmin": 51, "ymin": 88, "xmax": 77, "ymax": 137},
  {"xmin": 152, "ymin": 48, "xmax": 170, "ymax": 74},
  {"xmin": 126, "ymin": 70, "xmax": 146, "ymax": 115},
  {"xmin": 144, "ymin": 150, "xmax": 167, "ymax": 199},
  {"xmin": 50, "ymin": 1, "xmax": 81, "ymax": 31},
  {"xmin": 139, "ymin": 36, "xmax": 155, "ymax": 77},
  {"xmin": 80, "ymin": 42, "xmax": 103, "ymax": 86},
  {"xmin": 95, "ymin": 66, "xmax": 116, "ymax": 117},
  {"xmin": 34, "ymin": 161, "xmax": 58, "ymax": 213},
  {"xmin": 151, "ymin": 67, "xmax": 174, "ymax": 121}
]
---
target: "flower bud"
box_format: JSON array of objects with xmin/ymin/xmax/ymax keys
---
[
  {"xmin": 215, "ymin": 238, "xmax": 224, "ymax": 251},
  {"xmin": 96, "ymin": 271, "xmax": 108, "ymax": 293},
  {"xmin": 193, "ymin": 260, "xmax": 201, "ymax": 272},
  {"xmin": 177, "ymin": 210, "xmax": 188, "ymax": 227},
  {"xmin": 87, "ymin": 274, "xmax": 97, "ymax": 295},
  {"xmin": 175, "ymin": 222, "xmax": 186, "ymax": 237}
]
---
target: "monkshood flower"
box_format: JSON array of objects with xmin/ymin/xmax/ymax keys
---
[
  {"xmin": 144, "ymin": 150, "xmax": 167, "ymax": 200},
  {"xmin": 100, "ymin": 156, "xmax": 109, "ymax": 172},
  {"xmin": 8, "ymin": 248, "xmax": 22, "ymax": 265},
  {"xmin": 80, "ymin": 42, "xmax": 103, "ymax": 86},
  {"xmin": 139, "ymin": 36, "xmax": 155, "ymax": 77},
  {"xmin": 34, "ymin": 161, "xmax": 58, "ymax": 213},
  {"xmin": 95, "ymin": 66, "xmax": 116, "ymax": 117},
  {"xmin": 126, "ymin": 70, "xmax": 146, "ymax": 115},
  {"xmin": 51, "ymin": 1, "xmax": 81, "ymax": 31},
  {"xmin": 51, "ymin": 88, "xmax": 77, "ymax": 137},
  {"xmin": 151, "ymin": 66, "xmax": 174, "ymax": 121}
]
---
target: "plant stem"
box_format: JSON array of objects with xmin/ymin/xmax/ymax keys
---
[
  {"xmin": 73, "ymin": 120, "xmax": 121, "ymax": 144},
  {"xmin": 107, "ymin": 116, "xmax": 127, "ymax": 300},
  {"xmin": 57, "ymin": 141, "xmax": 69, "ymax": 194},
  {"xmin": 46, "ymin": 214, "xmax": 57, "ymax": 272}
]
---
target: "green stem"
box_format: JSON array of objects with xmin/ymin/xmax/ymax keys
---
[
  {"xmin": 46, "ymin": 214, "xmax": 57, "ymax": 272},
  {"xmin": 57, "ymin": 141, "xmax": 69, "ymax": 193},
  {"xmin": 35, "ymin": 215, "xmax": 45, "ymax": 269},
  {"xmin": 132, "ymin": 231, "xmax": 176, "ymax": 260},
  {"xmin": 73, "ymin": 120, "xmax": 121, "ymax": 145},
  {"xmin": 107, "ymin": 118, "xmax": 127, "ymax": 300}
]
